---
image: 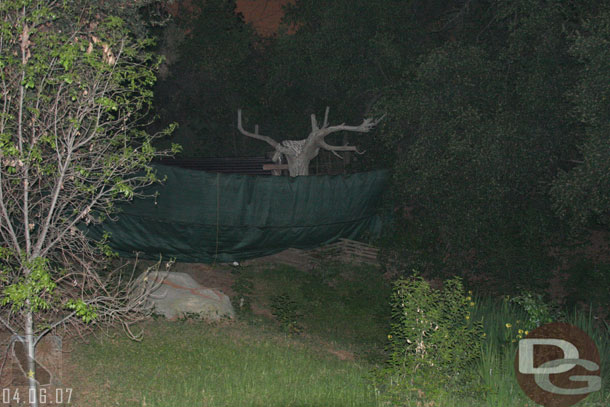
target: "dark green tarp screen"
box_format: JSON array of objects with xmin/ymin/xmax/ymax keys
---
[{"xmin": 87, "ymin": 164, "xmax": 388, "ymax": 263}]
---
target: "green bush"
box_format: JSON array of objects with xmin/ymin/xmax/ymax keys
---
[
  {"xmin": 374, "ymin": 273, "xmax": 484, "ymax": 404},
  {"xmin": 270, "ymin": 293, "xmax": 304, "ymax": 335},
  {"xmin": 510, "ymin": 291, "xmax": 564, "ymax": 332}
]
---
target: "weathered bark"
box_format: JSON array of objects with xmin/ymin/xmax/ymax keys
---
[{"xmin": 237, "ymin": 107, "xmax": 384, "ymax": 176}]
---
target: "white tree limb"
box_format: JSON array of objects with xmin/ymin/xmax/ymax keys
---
[
  {"xmin": 237, "ymin": 109, "xmax": 281, "ymax": 150},
  {"xmin": 317, "ymin": 139, "xmax": 366, "ymax": 156},
  {"xmin": 237, "ymin": 107, "xmax": 384, "ymax": 176}
]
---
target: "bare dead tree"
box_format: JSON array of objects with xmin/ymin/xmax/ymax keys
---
[{"xmin": 237, "ymin": 107, "xmax": 384, "ymax": 176}]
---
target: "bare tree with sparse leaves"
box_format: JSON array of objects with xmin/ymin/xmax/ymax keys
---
[
  {"xmin": 0, "ymin": 2, "xmax": 178, "ymax": 405},
  {"xmin": 237, "ymin": 107, "xmax": 384, "ymax": 176}
]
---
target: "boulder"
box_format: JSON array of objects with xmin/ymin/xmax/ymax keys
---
[{"xmin": 144, "ymin": 272, "xmax": 234, "ymax": 321}]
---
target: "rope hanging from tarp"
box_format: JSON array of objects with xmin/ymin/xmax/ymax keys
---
[{"xmin": 213, "ymin": 172, "xmax": 220, "ymax": 265}]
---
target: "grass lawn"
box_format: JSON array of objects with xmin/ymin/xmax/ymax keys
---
[
  {"xmin": 67, "ymin": 320, "xmax": 379, "ymax": 407},
  {"xmin": 65, "ymin": 262, "xmax": 388, "ymax": 407},
  {"xmin": 62, "ymin": 262, "xmax": 609, "ymax": 407}
]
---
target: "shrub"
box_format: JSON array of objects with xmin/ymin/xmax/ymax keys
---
[
  {"xmin": 374, "ymin": 273, "xmax": 484, "ymax": 404},
  {"xmin": 270, "ymin": 294, "xmax": 304, "ymax": 335},
  {"xmin": 510, "ymin": 291, "xmax": 564, "ymax": 331}
]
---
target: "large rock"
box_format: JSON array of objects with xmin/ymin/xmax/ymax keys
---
[{"xmin": 144, "ymin": 272, "xmax": 234, "ymax": 321}]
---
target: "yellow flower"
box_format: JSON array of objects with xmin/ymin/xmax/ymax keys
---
[
  {"xmin": 466, "ymin": 296, "xmax": 472, "ymax": 301},
  {"xmin": 505, "ymin": 323, "xmax": 512, "ymax": 329},
  {"xmin": 517, "ymin": 334, "xmax": 522, "ymax": 339},
  {"xmin": 518, "ymin": 329, "xmax": 524, "ymax": 334},
  {"xmin": 524, "ymin": 330, "xmax": 529, "ymax": 335},
  {"xmin": 469, "ymin": 302, "xmax": 475, "ymax": 307},
  {"xmin": 468, "ymin": 290, "xmax": 473, "ymax": 295},
  {"xmin": 387, "ymin": 334, "xmax": 392, "ymax": 339},
  {"xmin": 465, "ymin": 315, "xmax": 470, "ymax": 320},
  {"xmin": 482, "ymin": 333, "xmax": 486, "ymax": 337}
]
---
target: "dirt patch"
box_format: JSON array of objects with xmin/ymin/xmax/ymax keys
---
[
  {"xmin": 250, "ymin": 302, "xmax": 274, "ymax": 320},
  {"xmin": 178, "ymin": 263, "xmax": 237, "ymax": 298},
  {"xmin": 326, "ymin": 348, "xmax": 355, "ymax": 361}
]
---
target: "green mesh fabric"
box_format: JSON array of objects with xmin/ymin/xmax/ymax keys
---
[{"xmin": 86, "ymin": 164, "xmax": 388, "ymax": 263}]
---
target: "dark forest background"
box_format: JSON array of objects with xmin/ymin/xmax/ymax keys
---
[{"xmin": 147, "ymin": 0, "xmax": 609, "ymax": 313}]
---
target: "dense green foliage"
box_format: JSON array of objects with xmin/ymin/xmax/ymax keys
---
[
  {"xmin": 153, "ymin": 0, "xmax": 265, "ymax": 156},
  {"xmin": 155, "ymin": 0, "xmax": 609, "ymax": 301},
  {"xmin": 551, "ymin": 11, "xmax": 610, "ymax": 229},
  {"xmin": 374, "ymin": 274, "xmax": 484, "ymax": 403},
  {"xmin": 374, "ymin": 1, "xmax": 610, "ymax": 291}
]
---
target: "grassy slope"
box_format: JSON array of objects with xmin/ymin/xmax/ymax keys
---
[
  {"xmin": 239, "ymin": 264, "xmax": 391, "ymax": 357},
  {"xmin": 67, "ymin": 320, "xmax": 378, "ymax": 407},
  {"xmin": 66, "ymin": 263, "xmax": 390, "ymax": 407},
  {"xmin": 64, "ymin": 262, "xmax": 609, "ymax": 407}
]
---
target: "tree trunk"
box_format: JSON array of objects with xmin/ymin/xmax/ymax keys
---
[
  {"xmin": 237, "ymin": 108, "xmax": 383, "ymax": 177},
  {"xmin": 286, "ymin": 155, "xmax": 310, "ymax": 176},
  {"xmin": 25, "ymin": 309, "xmax": 38, "ymax": 407}
]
